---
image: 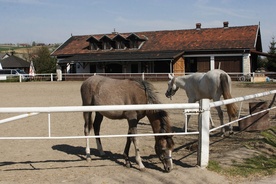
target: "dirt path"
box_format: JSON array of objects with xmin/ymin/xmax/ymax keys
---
[{"xmin": 0, "ymin": 81, "xmax": 275, "ymax": 184}]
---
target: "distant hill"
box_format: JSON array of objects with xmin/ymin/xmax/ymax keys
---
[
  {"xmin": 0, "ymin": 44, "xmax": 60, "ymax": 61},
  {"xmin": 0, "ymin": 44, "xmax": 60, "ymax": 54}
]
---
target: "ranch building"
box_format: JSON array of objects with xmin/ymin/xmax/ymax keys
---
[
  {"xmin": 0, "ymin": 53, "xmax": 30, "ymax": 73},
  {"xmin": 51, "ymin": 22, "xmax": 263, "ymax": 78}
]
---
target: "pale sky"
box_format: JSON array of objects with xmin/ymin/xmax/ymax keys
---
[{"xmin": 0, "ymin": 0, "xmax": 275, "ymax": 52}]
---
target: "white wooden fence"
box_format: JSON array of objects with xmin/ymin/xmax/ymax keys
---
[
  {"xmin": 3, "ymin": 71, "xmax": 276, "ymax": 82},
  {"xmin": 0, "ymin": 90, "xmax": 276, "ymax": 168}
]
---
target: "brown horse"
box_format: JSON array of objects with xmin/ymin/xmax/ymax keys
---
[{"xmin": 81, "ymin": 75, "xmax": 174, "ymax": 172}]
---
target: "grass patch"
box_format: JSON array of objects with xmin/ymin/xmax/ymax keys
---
[
  {"xmin": 208, "ymin": 155, "xmax": 276, "ymax": 178},
  {"xmin": 261, "ymin": 127, "xmax": 276, "ymax": 147},
  {"xmin": 229, "ymin": 155, "xmax": 276, "ymax": 177},
  {"xmin": 207, "ymin": 160, "xmax": 223, "ymax": 173},
  {"xmin": 208, "ymin": 127, "xmax": 276, "ymax": 178}
]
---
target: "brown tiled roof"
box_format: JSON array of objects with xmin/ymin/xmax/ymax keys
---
[{"xmin": 52, "ymin": 25, "xmax": 259, "ymax": 57}]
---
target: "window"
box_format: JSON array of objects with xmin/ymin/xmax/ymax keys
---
[
  {"xmin": 100, "ymin": 36, "xmax": 113, "ymax": 50},
  {"xmin": 129, "ymin": 40, "xmax": 139, "ymax": 49},
  {"xmin": 87, "ymin": 33, "xmax": 146, "ymax": 51},
  {"xmin": 127, "ymin": 34, "xmax": 144, "ymax": 49},
  {"xmin": 103, "ymin": 42, "xmax": 112, "ymax": 50},
  {"xmin": 90, "ymin": 42, "xmax": 99, "ymax": 50},
  {"xmin": 116, "ymin": 41, "xmax": 125, "ymax": 49}
]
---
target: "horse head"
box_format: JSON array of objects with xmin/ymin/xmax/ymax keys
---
[
  {"xmin": 154, "ymin": 135, "xmax": 174, "ymax": 172},
  {"xmin": 165, "ymin": 73, "xmax": 179, "ymax": 99}
]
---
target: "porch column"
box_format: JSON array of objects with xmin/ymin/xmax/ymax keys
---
[
  {"xmin": 210, "ymin": 56, "xmax": 215, "ymax": 70},
  {"xmin": 66, "ymin": 63, "xmax": 71, "ymax": 73},
  {"xmin": 243, "ymin": 54, "xmax": 251, "ymax": 75}
]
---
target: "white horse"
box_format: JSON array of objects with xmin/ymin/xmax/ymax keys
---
[{"xmin": 165, "ymin": 69, "xmax": 237, "ymax": 134}]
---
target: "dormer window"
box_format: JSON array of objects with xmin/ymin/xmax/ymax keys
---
[
  {"xmin": 100, "ymin": 35, "xmax": 113, "ymax": 50},
  {"xmin": 87, "ymin": 36, "xmax": 101, "ymax": 50},
  {"xmin": 103, "ymin": 42, "xmax": 112, "ymax": 50},
  {"xmin": 113, "ymin": 34, "xmax": 128, "ymax": 49},
  {"xmin": 86, "ymin": 32, "xmax": 146, "ymax": 51},
  {"xmin": 127, "ymin": 33, "xmax": 145, "ymax": 49},
  {"xmin": 90, "ymin": 42, "xmax": 99, "ymax": 50},
  {"xmin": 116, "ymin": 41, "xmax": 125, "ymax": 49},
  {"xmin": 129, "ymin": 40, "xmax": 139, "ymax": 49}
]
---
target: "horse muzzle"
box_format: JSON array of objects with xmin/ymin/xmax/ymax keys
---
[
  {"xmin": 162, "ymin": 156, "xmax": 173, "ymax": 172},
  {"xmin": 165, "ymin": 91, "xmax": 172, "ymax": 99},
  {"xmin": 159, "ymin": 152, "xmax": 173, "ymax": 172}
]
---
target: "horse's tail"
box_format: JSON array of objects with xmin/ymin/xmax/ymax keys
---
[{"xmin": 220, "ymin": 73, "xmax": 238, "ymax": 118}]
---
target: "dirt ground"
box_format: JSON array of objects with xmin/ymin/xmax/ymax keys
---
[{"xmin": 0, "ymin": 80, "xmax": 276, "ymax": 184}]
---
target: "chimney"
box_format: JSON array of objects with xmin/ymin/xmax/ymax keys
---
[
  {"xmin": 223, "ymin": 21, "xmax": 229, "ymax": 28},
  {"xmin": 112, "ymin": 28, "xmax": 118, "ymax": 34},
  {"xmin": 196, "ymin": 23, "xmax": 201, "ymax": 30}
]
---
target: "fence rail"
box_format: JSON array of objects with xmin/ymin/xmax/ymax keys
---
[
  {"xmin": 1, "ymin": 90, "xmax": 276, "ymax": 168},
  {"xmin": 1, "ymin": 72, "xmax": 276, "ymax": 82}
]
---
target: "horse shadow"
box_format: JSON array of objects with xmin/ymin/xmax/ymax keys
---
[
  {"xmin": 52, "ymin": 144, "xmax": 125, "ymax": 166},
  {"xmin": 51, "ymin": 144, "xmax": 167, "ymax": 172},
  {"xmin": 1, "ymin": 143, "xmax": 195, "ymax": 172},
  {"xmin": 172, "ymin": 126, "xmax": 184, "ymax": 132}
]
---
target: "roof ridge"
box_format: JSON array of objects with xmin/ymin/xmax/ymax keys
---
[
  {"xmin": 51, "ymin": 23, "xmax": 260, "ymax": 56},
  {"xmin": 70, "ymin": 24, "xmax": 258, "ymax": 38}
]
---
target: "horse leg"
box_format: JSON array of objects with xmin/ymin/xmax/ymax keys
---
[
  {"xmin": 215, "ymin": 106, "xmax": 225, "ymax": 134},
  {"xmin": 210, "ymin": 114, "xmax": 215, "ymax": 128},
  {"xmin": 123, "ymin": 134, "xmax": 132, "ymax": 168},
  {"xmin": 132, "ymin": 130, "xmax": 145, "ymax": 170},
  {"xmin": 183, "ymin": 114, "xmax": 191, "ymax": 132},
  {"xmin": 83, "ymin": 111, "xmax": 93, "ymax": 161},
  {"xmin": 228, "ymin": 114, "xmax": 233, "ymax": 133},
  {"xmin": 123, "ymin": 119, "xmax": 145, "ymax": 170},
  {"xmin": 216, "ymin": 106, "xmax": 233, "ymax": 136},
  {"xmin": 93, "ymin": 112, "xmax": 105, "ymax": 156},
  {"xmin": 184, "ymin": 99, "xmax": 196, "ymax": 131}
]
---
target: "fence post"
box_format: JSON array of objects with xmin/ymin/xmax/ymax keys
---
[{"xmin": 197, "ymin": 98, "xmax": 210, "ymax": 168}]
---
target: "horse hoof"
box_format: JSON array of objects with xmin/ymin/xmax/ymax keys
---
[
  {"xmin": 125, "ymin": 162, "xmax": 131, "ymax": 168},
  {"xmin": 99, "ymin": 151, "xmax": 106, "ymax": 157},
  {"xmin": 86, "ymin": 156, "xmax": 92, "ymax": 162},
  {"xmin": 86, "ymin": 158, "xmax": 91, "ymax": 162},
  {"xmin": 139, "ymin": 167, "xmax": 146, "ymax": 172}
]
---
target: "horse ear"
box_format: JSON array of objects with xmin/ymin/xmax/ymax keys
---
[{"xmin": 168, "ymin": 73, "xmax": 174, "ymax": 79}]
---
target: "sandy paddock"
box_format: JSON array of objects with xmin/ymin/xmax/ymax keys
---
[{"xmin": 0, "ymin": 81, "xmax": 275, "ymax": 184}]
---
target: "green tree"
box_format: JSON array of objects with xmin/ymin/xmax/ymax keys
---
[
  {"xmin": 33, "ymin": 46, "xmax": 56, "ymax": 73},
  {"xmin": 267, "ymin": 36, "xmax": 276, "ymax": 71},
  {"xmin": 257, "ymin": 56, "xmax": 267, "ymax": 69}
]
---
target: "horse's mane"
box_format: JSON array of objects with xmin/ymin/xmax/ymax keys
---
[
  {"xmin": 133, "ymin": 79, "xmax": 160, "ymax": 104},
  {"xmin": 133, "ymin": 79, "xmax": 171, "ymax": 133},
  {"xmin": 158, "ymin": 110, "xmax": 171, "ymax": 133}
]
